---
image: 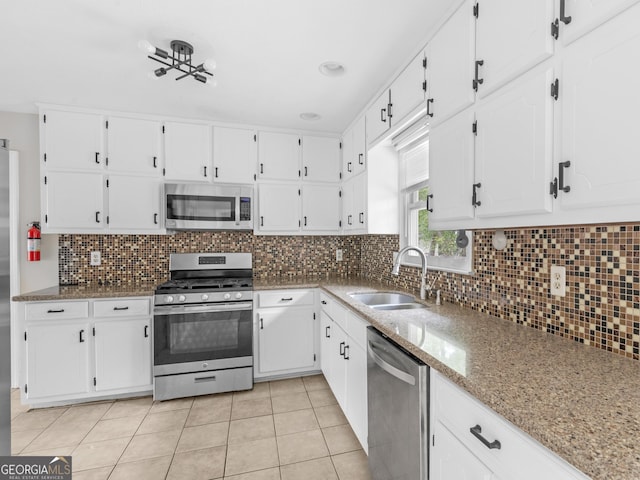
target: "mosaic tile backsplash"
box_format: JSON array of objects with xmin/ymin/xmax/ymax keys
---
[
  {"xmin": 361, "ymin": 226, "xmax": 640, "ymax": 361},
  {"xmin": 59, "ymin": 225, "xmax": 640, "ymax": 361},
  {"xmin": 58, "ymin": 232, "xmax": 361, "ymax": 285}
]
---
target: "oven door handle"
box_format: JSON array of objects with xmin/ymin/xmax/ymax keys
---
[{"xmin": 154, "ymin": 302, "xmax": 253, "ymax": 315}]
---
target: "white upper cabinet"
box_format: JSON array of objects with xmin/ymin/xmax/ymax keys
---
[
  {"xmin": 427, "ymin": 0, "xmax": 476, "ymax": 127},
  {"xmin": 42, "ymin": 110, "xmax": 104, "ymax": 170},
  {"xmin": 342, "ymin": 173, "xmax": 368, "ymax": 232},
  {"xmin": 257, "ymin": 183, "xmax": 300, "ymax": 232},
  {"xmin": 106, "ymin": 175, "xmax": 162, "ymax": 231},
  {"xmin": 301, "ymin": 184, "xmax": 341, "ymax": 232},
  {"xmin": 163, "ymin": 121, "xmax": 212, "ymax": 182},
  {"xmin": 474, "ymin": 65, "xmax": 554, "ymax": 218},
  {"xmin": 559, "ymin": 0, "xmax": 640, "ymax": 45},
  {"xmin": 475, "ymin": 0, "xmax": 555, "ymax": 97},
  {"xmin": 43, "ymin": 171, "xmax": 105, "ymax": 232},
  {"xmin": 389, "ymin": 51, "xmax": 427, "ymax": 126},
  {"xmin": 342, "ymin": 116, "xmax": 366, "ymax": 180},
  {"xmin": 366, "ymin": 90, "xmax": 392, "ymax": 145},
  {"xmin": 106, "ymin": 116, "xmax": 161, "ymax": 175},
  {"xmin": 212, "ymin": 126, "xmax": 257, "ymax": 184},
  {"xmin": 302, "ymin": 136, "xmax": 341, "ymax": 183},
  {"xmin": 258, "ymin": 131, "xmax": 301, "ymax": 181},
  {"xmin": 557, "ymin": 5, "xmax": 640, "ymax": 211},
  {"xmin": 429, "ymin": 109, "xmax": 476, "ymax": 226}
]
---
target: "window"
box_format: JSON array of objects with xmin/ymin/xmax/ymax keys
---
[{"xmin": 397, "ymin": 123, "xmax": 473, "ymax": 274}]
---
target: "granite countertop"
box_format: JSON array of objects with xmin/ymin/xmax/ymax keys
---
[
  {"xmin": 12, "ymin": 283, "xmax": 158, "ymax": 301},
  {"xmin": 13, "ymin": 277, "xmax": 640, "ymax": 479}
]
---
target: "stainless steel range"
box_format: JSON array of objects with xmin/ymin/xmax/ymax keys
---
[{"xmin": 153, "ymin": 252, "xmax": 253, "ymax": 401}]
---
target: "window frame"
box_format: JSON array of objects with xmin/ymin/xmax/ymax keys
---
[{"xmin": 398, "ymin": 142, "xmax": 473, "ymax": 275}]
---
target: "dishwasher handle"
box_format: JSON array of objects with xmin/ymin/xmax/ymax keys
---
[{"xmin": 368, "ymin": 341, "xmax": 416, "ymax": 386}]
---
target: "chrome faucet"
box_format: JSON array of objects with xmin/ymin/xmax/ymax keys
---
[{"xmin": 391, "ymin": 246, "xmax": 428, "ymax": 300}]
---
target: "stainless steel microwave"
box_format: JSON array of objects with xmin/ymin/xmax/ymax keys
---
[{"xmin": 164, "ymin": 183, "xmax": 254, "ymax": 231}]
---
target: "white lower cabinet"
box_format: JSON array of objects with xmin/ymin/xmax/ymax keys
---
[
  {"xmin": 94, "ymin": 317, "xmax": 151, "ymax": 392},
  {"xmin": 25, "ymin": 320, "xmax": 91, "ymax": 399},
  {"xmin": 430, "ymin": 371, "xmax": 589, "ymax": 480},
  {"xmin": 22, "ymin": 298, "xmax": 152, "ymax": 405},
  {"xmin": 431, "ymin": 420, "xmax": 499, "ymax": 480},
  {"xmin": 320, "ymin": 293, "xmax": 368, "ymax": 451},
  {"xmin": 254, "ymin": 290, "xmax": 318, "ymax": 379}
]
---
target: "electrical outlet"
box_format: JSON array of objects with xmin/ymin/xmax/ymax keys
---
[
  {"xmin": 90, "ymin": 251, "xmax": 101, "ymax": 266},
  {"xmin": 336, "ymin": 249, "xmax": 343, "ymax": 262},
  {"xmin": 550, "ymin": 265, "xmax": 566, "ymax": 297}
]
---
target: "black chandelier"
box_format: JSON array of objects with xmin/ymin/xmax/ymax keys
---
[{"xmin": 139, "ymin": 39, "xmax": 217, "ymax": 86}]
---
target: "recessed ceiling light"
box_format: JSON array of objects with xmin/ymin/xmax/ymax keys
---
[
  {"xmin": 300, "ymin": 112, "xmax": 321, "ymax": 121},
  {"xmin": 319, "ymin": 61, "xmax": 345, "ymax": 77}
]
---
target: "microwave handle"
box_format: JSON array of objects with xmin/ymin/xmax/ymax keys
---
[{"xmin": 235, "ymin": 193, "xmax": 240, "ymax": 225}]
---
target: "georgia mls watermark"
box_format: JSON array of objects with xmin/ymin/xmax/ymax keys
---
[{"xmin": 0, "ymin": 456, "xmax": 72, "ymax": 480}]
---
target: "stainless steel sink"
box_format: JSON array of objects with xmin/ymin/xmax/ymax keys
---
[
  {"xmin": 348, "ymin": 292, "xmax": 427, "ymax": 310},
  {"xmin": 371, "ymin": 303, "xmax": 427, "ymax": 311}
]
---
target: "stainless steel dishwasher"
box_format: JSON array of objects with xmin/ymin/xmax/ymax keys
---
[{"xmin": 367, "ymin": 326, "xmax": 429, "ymax": 480}]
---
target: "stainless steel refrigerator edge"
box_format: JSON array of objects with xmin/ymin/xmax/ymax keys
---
[
  {"xmin": 0, "ymin": 140, "xmax": 11, "ymax": 455},
  {"xmin": 367, "ymin": 326, "xmax": 428, "ymax": 479}
]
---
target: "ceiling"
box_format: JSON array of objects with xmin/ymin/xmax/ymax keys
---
[{"xmin": 1, "ymin": 0, "xmax": 457, "ymax": 133}]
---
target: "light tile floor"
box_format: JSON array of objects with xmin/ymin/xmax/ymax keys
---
[{"xmin": 11, "ymin": 375, "xmax": 372, "ymax": 480}]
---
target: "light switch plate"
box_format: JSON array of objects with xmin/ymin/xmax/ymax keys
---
[
  {"xmin": 90, "ymin": 251, "xmax": 101, "ymax": 266},
  {"xmin": 336, "ymin": 249, "xmax": 343, "ymax": 262},
  {"xmin": 550, "ymin": 265, "xmax": 566, "ymax": 297}
]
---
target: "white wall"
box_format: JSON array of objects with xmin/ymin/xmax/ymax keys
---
[{"xmin": 0, "ymin": 111, "xmax": 58, "ymax": 293}]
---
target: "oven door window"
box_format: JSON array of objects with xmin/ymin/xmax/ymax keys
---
[
  {"xmin": 154, "ymin": 308, "xmax": 251, "ymax": 365},
  {"xmin": 166, "ymin": 194, "xmax": 236, "ymax": 222}
]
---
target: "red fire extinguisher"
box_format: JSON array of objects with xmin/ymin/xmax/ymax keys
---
[{"xmin": 27, "ymin": 222, "xmax": 41, "ymax": 262}]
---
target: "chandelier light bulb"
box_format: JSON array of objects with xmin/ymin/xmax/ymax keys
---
[
  {"xmin": 204, "ymin": 59, "xmax": 217, "ymax": 72},
  {"xmin": 138, "ymin": 39, "xmax": 155, "ymax": 54}
]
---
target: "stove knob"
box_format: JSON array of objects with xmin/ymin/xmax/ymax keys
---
[
  {"xmin": 165, "ymin": 295, "xmax": 174, "ymax": 303},
  {"xmin": 178, "ymin": 295, "xmax": 186, "ymax": 302},
  {"xmin": 201, "ymin": 294, "xmax": 209, "ymax": 301},
  {"xmin": 224, "ymin": 293, "xmax": 231, "ymax": 300},
  {"xmin": 235, "ymin": 292, "xmax": 243, "ymax": 299}
]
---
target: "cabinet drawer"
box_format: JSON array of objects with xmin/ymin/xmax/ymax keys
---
[
  {"xmin": 94, "ymin": 298, "xmax": 150, "ymax": 317},
  {"xmin": 257, "ymin": 290, "xmax": 314, "ymax": 308},
  {"xmin": 26, "ymin": 301, "xmax": 89, "ymax": 320},
  {"xmin": 433, "ymin": 373, "xmax": 587, "ymax": 479}
]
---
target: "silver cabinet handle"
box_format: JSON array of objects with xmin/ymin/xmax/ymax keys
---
[{"xmin": 367, "ymin": 341, "xmax": 415, "ymax": 386}]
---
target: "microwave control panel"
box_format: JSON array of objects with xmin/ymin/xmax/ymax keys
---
[{"xmin": 240, "ymin": 197, "xmax": 252, "ymax": 221}]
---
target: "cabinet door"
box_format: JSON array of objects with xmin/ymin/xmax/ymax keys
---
[
  {"xmin": 94, "ymin": 318, "xmax": 152, "ymax": 392},
  {"xmin": 429, "ymin": 109, "xmax": 476, "ymax": 225},
  {"xmin": 258, "ymin": 132, "xmax": 300, "ymax": 180},
  {"xmin": 302, "ymin": 136, "xmax": 341, "ymax": 183},
  {"xmin": 352, "ymin": 116, "xmax": 367, "ymax": 176},
  {"xmin": 106, "ymin": 116, "xmax": 161, "ymax": 175},
  {"xmin": 560, "ymin": 0, "xmax": 640, "ymax": 45},
  {"xmin": 329, "ymin": 324, "xmax": 347, "ymax": 409},
  {"xmin": 428, "ymin": 0, "xmax": 476, "ymax": 126},
  {"xmin": 431, "ymin": 421, "xmax": 496, "ymax": 480},
  {"xmin": 476, "ymin": 0, "xmax": 555, "ymax": 97},
  {"xmin": 559, "ymin": 8, "xmax": 640, "ymax": 211},
  {"xmin": 42, "ymin": 110, "xmax": 104, "ymax": 170},
  {"xmin": 474, "ymin": 67, "xmax": 554, "ymax": 218},
  {"xmin": 26, "ymin": 321, "xmax": 91, "ymax": 399},
  {"xmin": 345, "ymin": 341, "xmax": 368, "ymax": 451},
  {"xmin": 257, "ymin": 307, "xmax": 315, "ymax": 374},
  {"xmin": 352, "ymin": 173, "xmax": 367, "ymax": 230},
  {"xmin": 342, "ymin": 126, "xmax": 355, "ymax": 181},
  {"xmin": 257, "ymin": 183, "xmax": 300, "ymax": 232},
  {"xmin": 164, "ymin": 122, "xmax": 212, "ymax": 182},
  {"xmin": 390, "ymin": 52, "xmax": 426, "ymax": 125},
  {"xmin": 43, "ymin": 171, "xmax": 105, "ymax": 232},
  {"xmin": 107, "ymin": 175, "xmax": 162, "ymax": 231},
  {"xmin": 213, "ymin": 126, "xmax": 257, "ymax": 184},
  {"xmin": 366, "ymin": 90, "xmax": 391, "ymax": 145},
  {"xmin": 302, "ymin": 184, "xmax": 341, "ymax": 232},
  {"xmin": 320, "ymin": 311, "xmax": 333, "ymax": 381}
]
